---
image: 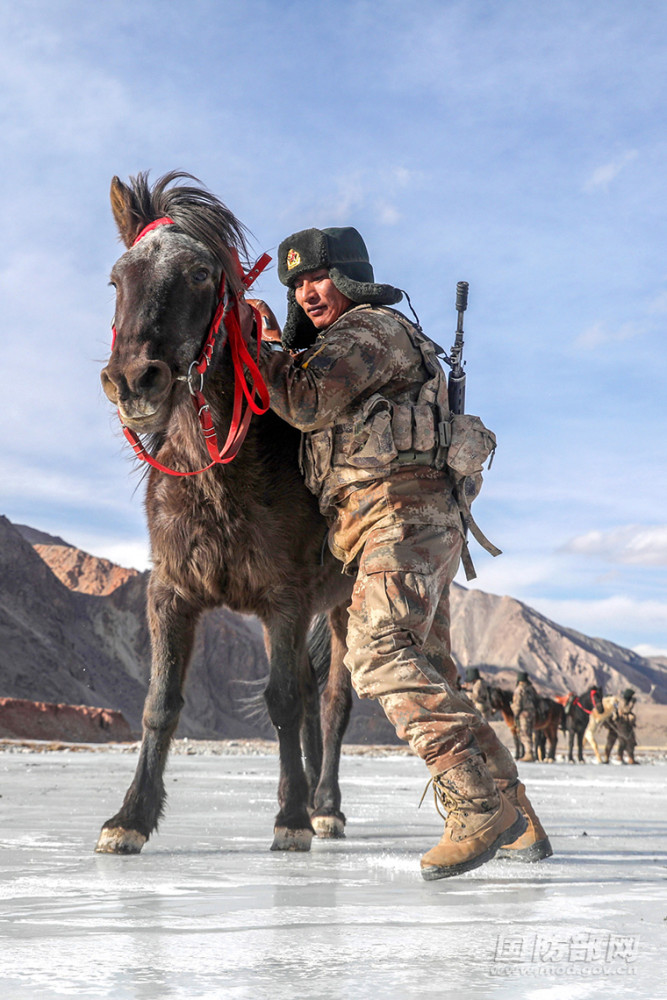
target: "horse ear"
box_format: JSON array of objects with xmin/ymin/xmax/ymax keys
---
[{"xmin": 110, "ymin": 176, "xmax": 142, "ymax": 248}]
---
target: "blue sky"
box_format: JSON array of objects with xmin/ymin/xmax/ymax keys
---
[{"xmin": 1, "ymin": 0, "xmax": 665, "ymax": 654}]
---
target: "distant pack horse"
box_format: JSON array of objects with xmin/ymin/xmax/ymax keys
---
[
  {"xmin": 488, "ymin": 686, "xmax": 563, "ymax": 761},
  {"xmin": 556, "ymin": 686, "xmax": 604, "ymax": 763},
  {"xmin": 97, "ymin": 171, "xmax": 354, "ymax": 854}
]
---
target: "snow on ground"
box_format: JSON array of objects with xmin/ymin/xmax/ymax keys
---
[{"xmin": 0, "ymin": 748, "xmax": 665, "ymax": 1000}]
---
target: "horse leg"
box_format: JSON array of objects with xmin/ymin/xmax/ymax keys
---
[
  {"xmin": 584, "ymin": 723, "xmax": 602, "ymax": 763},
  {"xmin": 96, "ymin": 579, "xmax": 197, "ymax": 853},
  {"xmin": 567, "ymin": 726, "xmax": 575, "ymax": 763},
  {"xmin": 547, "ymin": 722, "xmax": 557, "ymax": 762},
  {"xmin": 263, "ymin": 616, "xmax": 314, "ymax": 851},
  {"xmin": 577, "ymin": 728, "xmax": 585, "ymax": 763},
  {"xmin": 299, "ymin": 661, "xmax": 323, "ymax": 809},
  {"xmin": 311, "ymin": 603, "xmax": 352, "ymax": 839}
]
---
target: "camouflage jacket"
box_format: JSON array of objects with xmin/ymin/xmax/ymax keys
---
[
  {"xmin": 471, "ymin": 677, "xmax": 493, "ymax": 717},
  {"xmin": 259, "ymin": 304, "xmax": 458, "ymax": 513},
  {"xmin": 511, "ymin": 681, "xmax": 538, "ymax": 715}
]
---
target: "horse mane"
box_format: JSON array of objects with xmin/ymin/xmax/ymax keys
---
[{"xmin": 125, "ymin": 170, "xmax": 253, "ymax": 284}]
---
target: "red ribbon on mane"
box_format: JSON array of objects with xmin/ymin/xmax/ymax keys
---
[{"xmin": 112, "ymin": 217, "xmax": 271, "ymax": 477}]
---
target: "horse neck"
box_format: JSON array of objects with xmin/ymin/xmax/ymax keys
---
[
  {"xmin": 157, "ymin": 350, "xmax": 255, "ymax": 483},
  {"xmin": 580, "ymin": 690, "xmax": 595, "ymax": 710},
  {"xmin": 598, "ymin": 696, "xmax": 618, "ymax": 719},
  {"xmin": 500, "ymin": 689, "xmax": 513, "ymax": 710}
]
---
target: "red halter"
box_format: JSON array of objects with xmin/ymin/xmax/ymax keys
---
[{"xmin": 111, "ymin": 218, "xmax": 271, "ymax": 477}]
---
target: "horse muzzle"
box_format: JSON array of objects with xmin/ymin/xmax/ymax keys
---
[{"xmin": 101, "ymin": 357, "xmax": 174, "ymax": 426}]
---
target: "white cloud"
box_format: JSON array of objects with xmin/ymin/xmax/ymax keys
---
[
  {"xmin": 563, "ymin": 525, "xmax": 667, "ymax": 567},
  {"xmin": 648, "ymin": 289, "xmax": 667, "ymax": 315},
  {"xmin": 302, "ymin": 167, "xmax": 414, "ymax": 227},
  {"xmin": 376, "ymin": 201, "xmax": 400, "ymax": 225},
  {"xmin": 583, "ymin": 150, "xmax": 638, "ymax": 192},
  {"xmin": 633, "ymin": 643, "xmax": 667, "ymax": 659},
  {"xmin": 74, "ymin": 536, "xmax": 151, "ymax": 572},
  {"xmin": 573, "ymin": 320, "xmax": 644, "ymax": 350},
  {"xmin": 527, "ymin": 594, "xmax": 667, "ymax": 643}
]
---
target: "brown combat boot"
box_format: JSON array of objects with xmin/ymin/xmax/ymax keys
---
[
  {"xmin": 495, "ymin": 781, "xmax": 553, "ymax": 862},
  {"xmin": 420, "ymin": 758, "xmax": 527, "ymax": 881}
]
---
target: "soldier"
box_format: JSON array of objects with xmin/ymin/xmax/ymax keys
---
[
  {"xmin": 256, "ymin": 226, "xmax": 552, "ymax": 878},
  {"xmin": 511, "ymin": 672, "xmax": 539, "ymax": 762},
  {"xmin": 604, "ymin": 689, "xmax": 638, "ymax": 764},
  {"xmin": 466, "ymin": 667, "xmax": 494, "ymax": 719}
]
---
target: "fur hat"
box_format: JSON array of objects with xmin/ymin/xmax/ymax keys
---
[
  {"xmin": 277, "ymin": 227, "xmax": 402, "ymax": 350},
  {"xmin": 622, "ymin": 688, "xmax": 636, "ymax": 701},
  {"xmin": 466, "ymin": 667, "xmax": 480, "ymax": 682},
  {"xmin": 516, "ymin": 671, "xmax": 530, "ymax": 683}
]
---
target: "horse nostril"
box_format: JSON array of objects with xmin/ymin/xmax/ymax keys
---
[
  {"xmin": 138, "ymin": 364, "xmax": 164, "ymax": 393},
  {"xmin": 132, "ymin": 360, "xmax": 172, "ymax": 400},
  {"xmin": 100, "ymin": 367, "xmax": 119, "ymax": 403}
]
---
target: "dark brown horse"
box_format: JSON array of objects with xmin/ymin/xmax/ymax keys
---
[
  {"xmin": 488, "ymin": 686, "xmax": 563, "ymax": 762},
  {"xmin": 96, "ymin": 171, "xmax": 354, "ymax": 854},
  {"xmin": 556, "ymin": 686, "xmax": 604, "ymax": 763},
  {"xmin": 488, "ymin": 686, "xmax": 523, "ymax": 759}
]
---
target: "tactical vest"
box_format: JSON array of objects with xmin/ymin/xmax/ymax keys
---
[{"xmin": 299, "ymin": 305, "xmax": 499, "ymax": 579}]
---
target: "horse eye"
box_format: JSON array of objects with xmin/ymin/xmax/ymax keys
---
[{"xmin": 193, "ymin": 268, "xmax": 209, "ymax": 283}]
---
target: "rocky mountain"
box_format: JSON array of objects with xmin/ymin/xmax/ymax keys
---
[
  {"xmin": 1, "ymin": 515, "xmax": 665, "ymax": 745},
  {"xmin": 0, "ymin": 516, "xmax": 273, "ymax": 740},
  {"xmin": 449, "ymin": 586, "xmax": 667, "ymax": 704}
]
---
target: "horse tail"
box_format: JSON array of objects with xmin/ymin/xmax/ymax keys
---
[{"xmin": 308, "ymin": 614, "xmax": 331, "ymax": 689}]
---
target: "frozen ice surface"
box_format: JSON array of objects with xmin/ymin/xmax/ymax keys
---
[{"xmin": 0, "ymin": 750, "xmax": 665, "ymax": 1000}]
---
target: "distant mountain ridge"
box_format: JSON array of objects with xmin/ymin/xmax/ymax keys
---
[
  {"xmin": 1, "ymin": 516, "xmax": 665, "ymax": 746},
  {"xmin": 450, "ymin": 585, "xmax": 667, "ymax": 704}
]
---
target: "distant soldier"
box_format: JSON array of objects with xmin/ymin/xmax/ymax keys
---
[
  {"xmin": 466, "ymin": 667, "xmax": 493, "ymax": 719},
  {"xmin": 511, "ymin": 672, "xmax": 539, "ymax": 762},
  {"xmin": 604, "ymin": 688, "xmax": 638, "ymax": 765}
]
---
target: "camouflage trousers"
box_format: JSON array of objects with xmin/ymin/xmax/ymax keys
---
[
  {"xmin": 342, "ymin": 512, "xmax": 517, "ymax": 785},
  {"xmin": 515, "ymin": 710, "xmax": 535, "ymax": 753}
]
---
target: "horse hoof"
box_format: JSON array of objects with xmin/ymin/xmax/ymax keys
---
[
  {"xmin": 95, "ymin": 826, "xmax": 147, "ymax": 854},
  {"xmin": 312, "ymin": 814, "xmax": 346, "ymax": 839},
  {"xmin": 270, "ymin": 827, "xmax": 314, "ymax": 852}
]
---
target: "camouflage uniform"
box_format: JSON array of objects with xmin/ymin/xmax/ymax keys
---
[
  {"xmin": 260, "ymin": 303, "xmax": 518, "ymax": 786},
  {"xmin": 466, "ymin": 669, "xmax": 494, "ymax": 719},
  {"xmin": 511, "ymin": 679, "xmax": 538, "ymax": 760},
  {"xmin": 604, "ymin": 689, "xmax": 638, "ymax": 764}
]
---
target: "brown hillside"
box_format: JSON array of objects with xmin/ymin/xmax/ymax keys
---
[{"xmin": 2, "ymin": 517, "xmax": 665, "ymax": 747}]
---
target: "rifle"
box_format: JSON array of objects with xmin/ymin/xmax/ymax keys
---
[{"xmin": 447, "ymin": 281, "xmax": 468, "ymax": 415}]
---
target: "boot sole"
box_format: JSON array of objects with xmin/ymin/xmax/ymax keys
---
[
  {"xmin": 495, "ymin": 837, "xmax": 553, "ymax": 863},
  {"xmin": 421, "ymin": 811, "xmax": 527, "ymax": 881}
]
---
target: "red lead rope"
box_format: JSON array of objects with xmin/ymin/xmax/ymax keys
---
[{"xmin": 113, "ymin": 219, "xmax": 271, "ymax": 477}]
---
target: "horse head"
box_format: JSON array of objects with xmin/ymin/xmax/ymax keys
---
[
  {"xmin": 101, "ymin": 172, "xmax": 254, "ymax": 436},
  {"xmin": 587, "ymin": 685, "xmax": 605, "ymax": 713}
]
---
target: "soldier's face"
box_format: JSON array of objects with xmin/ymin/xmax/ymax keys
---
[{"xmin": 294, "ymin": 269, "xmax": 352, "ymax": 329}]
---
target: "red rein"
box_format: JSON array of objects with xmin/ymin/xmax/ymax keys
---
[{"xmin": 112, "ymin": 218, "xmax": 271, "ymax": 477}]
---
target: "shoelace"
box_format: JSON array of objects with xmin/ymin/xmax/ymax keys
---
[{"xmin": 418, "ymin": 777, "xmax": 453, "ymax": 819}]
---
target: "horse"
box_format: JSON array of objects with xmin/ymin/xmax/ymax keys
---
[
  {"xmin": 532, "ymin": 696, "xmax": 564, "ymax": 762},
  {"xmin": 488, "ymin": 686, "xmax": 523, "ymax": 759},
  {"xmin": 556, "ymin": 686, "xmax": 604, "ymax": 763},
  {"xmin": 488, "ymin": 686, "xmax": 563, "ymax": 762},
  {"xmin": 583, "ymin": 695, "xmax": 621, "ymax": 763},
  {"xmin": 96, "ymin": 171, "xmax": 354, "ymax": 854}
]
